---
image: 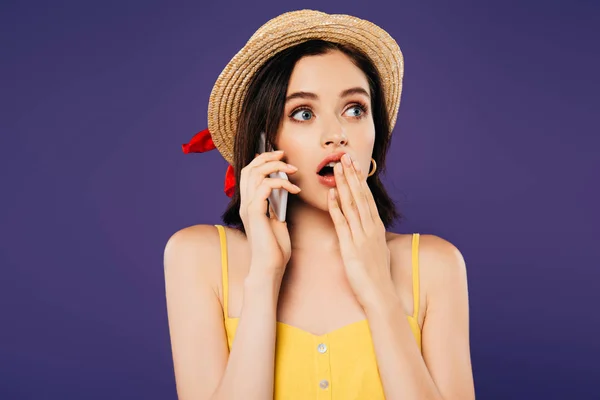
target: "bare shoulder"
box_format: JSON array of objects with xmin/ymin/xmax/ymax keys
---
[
  {"xmin": 417, "ymin": 234, "xmax": 467, "ymax": 290},
  {"xmin": 163, "ymin": 224, "xmax": 224, "ymax": 292},
  {"xmin": 384, "ymin": 232, "xmax": 468, "ymax": 316},
  {"xmin": 164, "ymin": 224, "xmax": 221, "ymax": 264},
  {"xmin": 386, "ymin": 231, "xmax": 466, "ymax": 275},
  {"xmin": 163, "ymin": 223, "xmax": 249, "ymax": 297}
]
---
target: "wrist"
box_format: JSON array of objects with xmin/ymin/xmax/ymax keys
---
[
  {"xmin": 359, "ymin": 282, "xmax": 402, "ymax": 316},
  {"xmin": 248, "ymin": 258, "xmax": 286, "ymax": 279},
  {"xmin": 244, "ymin": 269, "xmax": 283, "ymax": 293},
  {"xmin": 241, "ymin": 272, "xmax": 282, "ymax": 317}
]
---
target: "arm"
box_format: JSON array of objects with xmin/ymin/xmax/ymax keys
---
[
  {"xmin": 164, "ymin": 225, "xmax": 281, "ymax": 400},
  {"xmin": 214, "ymin": 272, "xmax": 281, "ymax": 400},
  {"xmin": 325, "ymin": 154, "xmax": 474, "ymax": 399},
  {"xmin": 364, "ymin": 235, "xmax": 475, "ymax": 400}
]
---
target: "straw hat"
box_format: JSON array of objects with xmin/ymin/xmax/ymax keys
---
[{"xmin": 205, "ymin": 9, "xmax": 404, "ymax": 166}]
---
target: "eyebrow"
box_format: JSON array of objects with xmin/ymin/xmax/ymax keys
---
[{"xmin": 285, "ymin": 87, "xmax": 370, "ymax": 103}]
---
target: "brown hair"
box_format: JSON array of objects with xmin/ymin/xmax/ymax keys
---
[{"xmin": 221, "ymin": 39, "xmax": 402, "ymax": 233}]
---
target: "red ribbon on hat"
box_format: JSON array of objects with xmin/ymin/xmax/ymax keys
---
[{"xmin": 182, "ymin": 128, "xmax": 236, "ymax": 197}]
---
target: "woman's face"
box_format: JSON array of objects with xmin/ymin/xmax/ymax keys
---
[{"xmin": 275, "ymin": 50, "xmax": 376, "ymax": 211}]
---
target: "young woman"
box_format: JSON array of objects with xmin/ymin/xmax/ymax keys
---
[{"xmin": 165, "ymin": 10, "xmax": 474, "ymax": 400}]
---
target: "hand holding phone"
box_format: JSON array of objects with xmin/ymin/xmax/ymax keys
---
[{"xmin": 258, "ymin": 132, "xmax": 288, "ymax": 222}]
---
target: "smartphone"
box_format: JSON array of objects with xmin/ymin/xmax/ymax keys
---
[{"xmin": 258, "ymin": 132, "xmax": 288, "ymax": 222}]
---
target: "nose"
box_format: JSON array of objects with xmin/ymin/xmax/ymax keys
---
[{"xmin": 320, "ymin": 119, "xmax": 348, "ymax": 148}]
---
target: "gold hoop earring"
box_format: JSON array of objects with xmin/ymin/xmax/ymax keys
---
[{"xmin": 367, "ymin": 158, "xmax": 377, "ymax": 177}]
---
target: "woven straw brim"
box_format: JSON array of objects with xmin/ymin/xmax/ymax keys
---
[{"xmin": 207, "ymin": 9, "xmax": 404, "ymax": 166}]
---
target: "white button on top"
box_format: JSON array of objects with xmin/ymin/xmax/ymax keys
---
[
  {"xmin": 317, "ymin": 343, "xmax": 327, "ymax": 354},
  {"xmin": 319, "ymin": 379, "xmax": 329, "ymax": 389}
]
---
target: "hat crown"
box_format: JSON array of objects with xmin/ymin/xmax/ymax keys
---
[{"xmin": 251, "ymin": 10, "xmax": 327, "ymax": 36}]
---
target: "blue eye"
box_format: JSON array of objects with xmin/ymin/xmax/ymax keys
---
[
  {"xmin": 289, "ymin": 103, "xmax": 367, "ymax": 123},
  {"xmin": 291, "ymin": 108, "xmax": 313, "ymax": 121},
  {"xmin": 345, "ymin": 105, "xmax": 364, "ymax": 118}
]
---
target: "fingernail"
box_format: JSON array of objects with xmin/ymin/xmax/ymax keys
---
[
  {"xmin": 287, "ymin": 164, "xmax": 298, "ymax": 170},
  {"xmin": 352, "ymin": 158, "xmax": 360, "ymax": 171},
  {"xmin": 293, "ymin": 184, "xmax": 301, "ymax": 191},
  {"xmin": 342, "ymin": 153, "xmax": 351, "ymax": 166},
  {"xmin": 274, "ymin": 150, "xmax": 284, "ymax": 154}
]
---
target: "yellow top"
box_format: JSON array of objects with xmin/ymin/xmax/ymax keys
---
[{"xmin": 215, "ymin": 224, "xmax": 422, "ymax": 399}]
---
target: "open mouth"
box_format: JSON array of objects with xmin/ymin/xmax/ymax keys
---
[
  {"xmin": 316, "ymin": 162, "xmax": 339, "ymax": 188},
  {"xmin": 317, "ymin": 162, "xmax": 339, "ymax": 177},
  {"xmin": 317, "ymin": 165, "xmax": 335, "ymax": 177},
  {"xmin": 315, "ymin": 152, "xmax": 346, "ymax": 188}
]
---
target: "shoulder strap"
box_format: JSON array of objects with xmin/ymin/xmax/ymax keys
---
[
  {"xmin": 215, "ymin": 224, "xmax": 229, "ymax": 319},
  {"xmin": 411, "ymin": 233, "xmax": 421, "ymax": 319}
]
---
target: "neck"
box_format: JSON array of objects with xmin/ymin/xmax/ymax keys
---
[
  {"xmin": 286, "ymin": 196, "xmax": 341, "ymax": 252},
  {"xmin": 282, "ymin": 196, "xmax": 349, "ymax": 286}
]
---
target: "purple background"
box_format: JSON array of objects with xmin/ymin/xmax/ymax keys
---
[{"xmin": 1, "ymin": 1, "xmax": 598, "ymax": 399}]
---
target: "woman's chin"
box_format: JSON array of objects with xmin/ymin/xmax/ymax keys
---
[{"xmin": 288, "ymin": 191, "xmax": 330, "ymax": 214}]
